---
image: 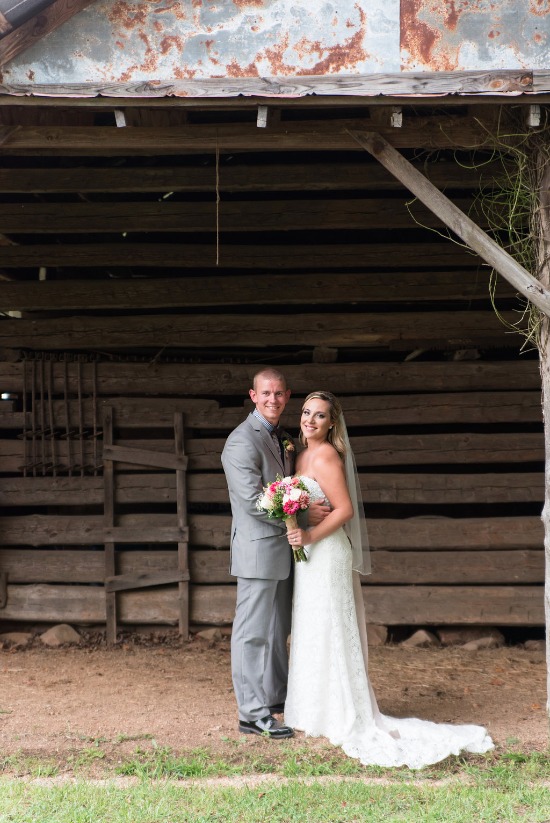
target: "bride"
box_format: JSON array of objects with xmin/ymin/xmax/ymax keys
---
[{"xmin": 284, "ymin": 390, "xmax": 494, "ymax": 769}]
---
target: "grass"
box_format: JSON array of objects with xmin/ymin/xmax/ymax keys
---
[
  {"xmin": 0, "ymin": 771, "xmax": 549, "ymax": 822},
  {"xmin": 0, "ymin": 745, "xmax": 549, "ymax": 821}
]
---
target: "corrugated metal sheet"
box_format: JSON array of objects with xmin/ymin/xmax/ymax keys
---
[
  {"xmin": 401, "ymin": 0, "xmax": 550, "ymax": 71},
  {"xmin": 0, "ymin": 0, "xmax": 547, "ymax": 84}
]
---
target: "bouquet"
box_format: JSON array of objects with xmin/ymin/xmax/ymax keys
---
[{"xmin": 256, "ymin": 475, "xmax": 310, "ymax": 561}]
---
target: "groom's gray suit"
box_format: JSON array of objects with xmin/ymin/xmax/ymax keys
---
[{"xmin": 221, "ymin": 412, "xmax": 294, "ymax": 722}]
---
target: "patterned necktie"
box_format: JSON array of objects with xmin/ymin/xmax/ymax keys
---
[{"xmin": 271, "ymin": 426, "xmax": 284, "ymax": 462}]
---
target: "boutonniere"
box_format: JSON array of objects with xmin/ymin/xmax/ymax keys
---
[{"xmin": 281, "ymin": 436, "xmax": 295, "ymax": 454}]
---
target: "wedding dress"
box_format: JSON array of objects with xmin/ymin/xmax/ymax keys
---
[{"xmin": 284, "ymin": 477, "xmax": 494, "ymax": 770}]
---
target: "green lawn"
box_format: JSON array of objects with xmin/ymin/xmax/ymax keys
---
[{"xmin": 0, "ymin": 747, "xmax": 549, "ymax": 823}]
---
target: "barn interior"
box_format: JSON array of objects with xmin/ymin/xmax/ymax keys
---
[{"xmin": 0, "ymin": 96, "xmax": 546, "ymax": 638}]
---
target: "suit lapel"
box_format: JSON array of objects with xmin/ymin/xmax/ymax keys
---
[{"xmin": 252, "ymin": 416, "xmax": 285, "ymax": 471}]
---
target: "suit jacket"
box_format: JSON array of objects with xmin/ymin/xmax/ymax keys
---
[{"xmin": 221, "ymin": 413, "xmax": 295, "ymax": 580}]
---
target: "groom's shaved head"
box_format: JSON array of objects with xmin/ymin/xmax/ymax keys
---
[{"xmin": 253, "ymin": 368, "xmax": 287, "ymax": 391}]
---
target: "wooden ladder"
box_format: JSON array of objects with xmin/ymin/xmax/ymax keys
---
[{"xmin": 102, "ymin": 405, "xmax": 189, "ymax": 643}]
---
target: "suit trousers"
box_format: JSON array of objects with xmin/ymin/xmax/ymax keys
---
[{"xmin": 231, "ymin": 573, "xmax": 293, "ymax": 721}]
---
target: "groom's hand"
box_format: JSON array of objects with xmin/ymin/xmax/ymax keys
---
[{"xmin": 308, "ymin": 501, "xmax": 331, "ymax": 526}]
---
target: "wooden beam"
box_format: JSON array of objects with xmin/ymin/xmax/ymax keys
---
[
  {"xmin": 0, "ymin": 160, "xmax": 505, "ymax": 194},
  {"xmin": 0, "ymin": 360, "xmax": 540, "ymax": 396},
  {"xmin": 0, "ymin": 70, "xmax": 534, "ymax": 99},
  {"xmin": 0, "ymin": 117, "xmax": 503, "ymax": 155},
  {"xmin": 0, "ymin": 546, "xmax": 542, "ymax": 586},
  {"xmin": 0, "ymin": 430, "xmax": 543, "ymax": 474},
  {"xmin": 351, "ymin": 130, "xmax": 550, "ymax": 319},
  {"xmin": 0, "ymin": 310, "xmax": 516, "ymax": 350},
  {"xmin": 0, "ymin": 271, "xmax": 510, "ymax": 312},
  {"xmin": 0, "ymin": 471, "xmax": 544, "ymax": 507},
  {"xmin": 0, "ymin": 0, "xmax": 96, "ymax": 66},
  {"xmin": 0, "ymin": 197, "xmax": 479, "ymax": 234},
  {"xmin": 0, "ymin": 390, "xmax": 540, "ymax": 432},
  {"xmin": 0, "ymin": 241, "xmax": 479, "ymax": 269},
  {"xmin": 0, "ymin": 582, "xmax": 543, "ymax": 626}
]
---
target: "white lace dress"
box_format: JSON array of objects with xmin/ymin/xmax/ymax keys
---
[{"xmin": 284, "ymin": 477, "xmax": 494, "ymax": 769}]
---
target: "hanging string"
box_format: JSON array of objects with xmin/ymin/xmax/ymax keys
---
[{"xmin": 215, "ymin": 134, "xmax": 220, "ymax": 266}]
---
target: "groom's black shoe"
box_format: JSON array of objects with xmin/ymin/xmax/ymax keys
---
[{"xmin": 239, "ymin": 714, "xmax": 294, "ymax": 739}]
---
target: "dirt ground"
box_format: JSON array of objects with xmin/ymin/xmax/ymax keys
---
[{"xmin": 0, "ymin": 630, "xmax": 547, "ymax": 767}]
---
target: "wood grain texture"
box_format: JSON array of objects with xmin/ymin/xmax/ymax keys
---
[
  {"xmin": 0, "ymin": 582, "xmax": 542, "ymax": 626},
  {"xmin": 0, "ymin": 360, "xmax": 541, "ymax": 397},
  {"xmin": 2, "ymin": 513, "xmax": 543, "ymax": 552},
  {"xmin": 0, "ymin": 271, "xmax": 510, "ymax": 311},
  {"xmin": 0, "ymin": 310, "xmax": 516, "ymax": 350},
  {"xmin": 0, "ymin": 70, "xmax": 535, "ymax": 99}
]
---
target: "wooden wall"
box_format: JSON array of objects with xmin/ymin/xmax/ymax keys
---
[{"xmin": 0, "ymin": 101, "xmax": 545, "ymax": 630}]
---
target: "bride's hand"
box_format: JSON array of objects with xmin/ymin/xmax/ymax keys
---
[{"xmin": 286, "ymin": 527, "xmax": 309, "ymax": 547}]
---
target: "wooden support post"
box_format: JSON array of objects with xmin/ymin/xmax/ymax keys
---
[
  {"xmin": 537, "ymin": 155, "xmax": 550, "ymax": 739},
  {"xmin": 174, "ymin": 411, "xmax": 190, "ymax": 640},
  {"xmin": 350, "ymin": 130, "xmax": 550, "ymax": 319},
  {"xmin": 102, "ymin": 406, "xmax": 117, "ymax": 644}
]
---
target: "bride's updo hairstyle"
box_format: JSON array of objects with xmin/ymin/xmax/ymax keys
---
[{"xmin": 300, "ymin": 390, "xmax": 347, "ymax": 458}]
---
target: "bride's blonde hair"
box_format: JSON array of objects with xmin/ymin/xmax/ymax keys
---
[{"xmin": 299, "ymin": 391, "xmax": 347, "ymax": 458}]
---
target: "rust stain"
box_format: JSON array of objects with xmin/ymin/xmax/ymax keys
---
[
  {"xmin": 529, "ymin": 0, "xmax": 550, "ymax": 16},
  {"xmin": 488, "ymin": 29, "xmax": 500, "ymax": 38},
  {"xmin": 225, "ymin": 58, "xmax": 260, "ymax": 77},
  {"xmin": 160, "ymin": 35, "xmax": 183, "ymax": 55},
  {"xmin": 27, "ymin": 69, "xmax": 35, "ymax": 81},
  {"xmin": 401, "ymin": 0, "xmax": 440, "ymax": 67},
  {"xmin": 107, "ymin": 0, "xmax": 149, "ymax": 30},
  {"xmin": 297, "ymin": 6, "xmax": 368, "ymax": 74},
  {"xmin": 401, "ymin": 0, "xmax": 476, "ymax": 70},
  {"xmin": 231, "ymin": 0, "xmax": 264, "ymax": 8}
]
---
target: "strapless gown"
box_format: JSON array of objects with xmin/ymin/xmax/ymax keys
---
[{"xmin": 284, "ymin": 477, "xmax": 494, "ymax": 769}]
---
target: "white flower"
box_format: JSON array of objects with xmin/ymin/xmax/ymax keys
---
[{"xmin": 258, "ymin": 494, "xmax": 272, "ymax": 510}]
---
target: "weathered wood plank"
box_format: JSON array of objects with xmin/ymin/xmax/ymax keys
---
[
  {"xmin": 0, "ymin": 270, "xmax": 510, "ymax": 312},
  {"xmin": 0, "ymin": 391, "xmax": 541, "ymax": 433},
  {"xmin": 0, "ymin": 117, "xmax": 501, "ymax": 155},
  {"xmin": 0, "ymin": 242, "xmax": 479, "ymax": 269},
  {"xmin": 0, "ymin": 583, "xmax": 542, "ymax": 626},
  {"xmin": 105, "ymin": 570, "xmax": 188, "ymax": 593},
  {"xmin": 0, "ymin": 547, "xmax": 186, "ymax": 582},
  {"xmin": 0, "ymin": 472, "xmax": 543, "ymax": 507},
  {"xmin": 0, "ymin": 160, "xmax": 505, "ymax": 194},
  {"xmin": 190, "ymin": 549, "xmax": 544, "ymax": 585},
  {"xmin": 0, "ymin": 514, "xmax": 543, "ymax": 551},
  {"xmin": 0, "ymin": 197, "xmax": 479, "ymax": 233},
  {"xmin": 0, "ymin": 361, "xmax": 540, "ymax": 396},
  {"xmin": 0, "ymin": 310, "xmax": 516, "ymax": 350},
  {"xmin": 0, "ymin": 71, "xmax": 533, "ymax": 100},
  {"xmin": 0, "ymin": 546, "xmax": 542, "ymax": 586},
  {"xmin": 102, "ymin": 444, "xmax": 188, "ymax": 472},
  {"xmin": 1, "ymin": 430, "xmax": 542, "ymax": 473}
]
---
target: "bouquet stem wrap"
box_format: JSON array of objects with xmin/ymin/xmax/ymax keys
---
[{"xmin": 284, "ymin": 515, "xmax": 307, "ymax": 562}]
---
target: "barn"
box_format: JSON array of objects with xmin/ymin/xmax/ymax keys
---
[{"xmin": 0, "ymin": 0, "xmax": 549, "ymax": 641}]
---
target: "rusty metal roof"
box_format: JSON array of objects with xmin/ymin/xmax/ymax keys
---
[{"xmin": 0, "ymin": 0, "xmax": 548, "ymax": 96}]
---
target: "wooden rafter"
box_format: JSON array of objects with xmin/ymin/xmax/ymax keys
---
[{"xmin": 0, "ymin": 0, "xmax": 97, "ymax": 67}]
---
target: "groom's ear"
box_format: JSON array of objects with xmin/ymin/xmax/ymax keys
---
[{"xmin": 249, "ymin": 388, "xmax": 257, "ymax": 404}]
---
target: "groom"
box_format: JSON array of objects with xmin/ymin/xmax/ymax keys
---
[{"xmin": 221, "ymin": 367, "xmax": 326, "ymax": 739}]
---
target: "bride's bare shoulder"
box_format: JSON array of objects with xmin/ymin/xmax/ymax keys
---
[{"xmin": 311, "ymin": 442, "xmax": 341, "ymax": 469}]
